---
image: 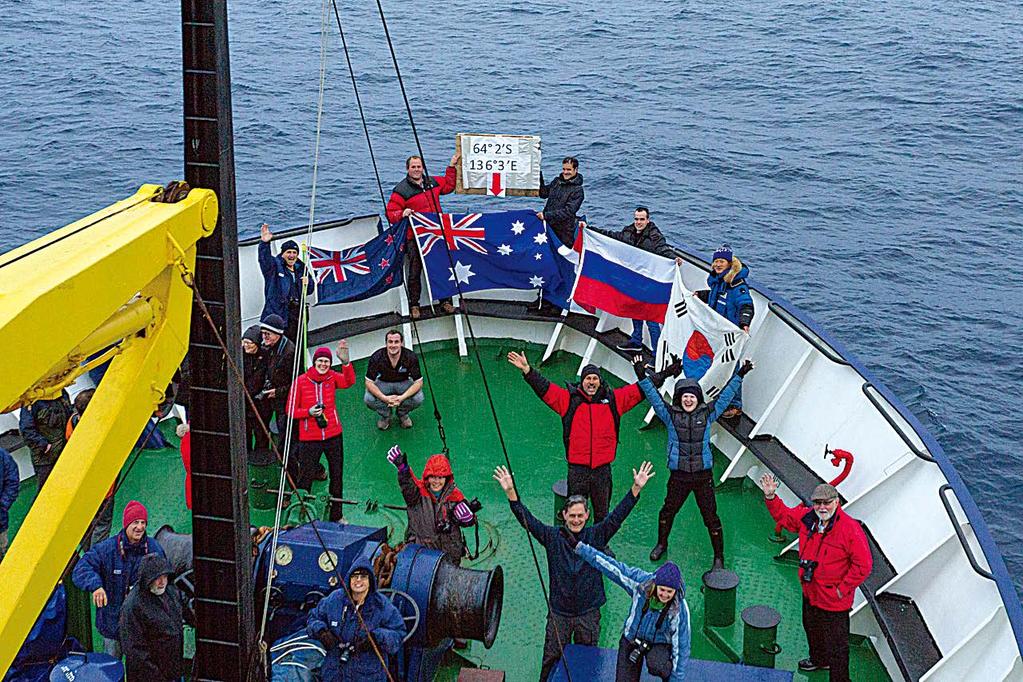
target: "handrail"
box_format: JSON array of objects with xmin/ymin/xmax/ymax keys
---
[
  {"xmin": 939, "ymin": 484, "xmax": 995, "ymax": 581},
  {"xmin": 862, "ymin": 382, "xmax": 935, "ymax": 462},
  {"xmin": 236, "ymin": 213, "xmax": 379, "ymax": 245},
  {"xmin": 768, "ymin": 301, "xmax": 849, "ymax": 365}
]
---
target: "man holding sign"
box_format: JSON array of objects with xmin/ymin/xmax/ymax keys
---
[{"xmin": 386, "ymin": 153, "xmax": 461, "ymax": 318}]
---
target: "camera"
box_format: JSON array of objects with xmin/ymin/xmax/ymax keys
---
[
  {"xmin": 436, "ymin": 518, "xmax": 453, "ymax": 534},
  {"xmin": 799, "ymin": 558, "xmax": 819, "ymax": 583},
  {"xmin": 313, "ymin": 402, "xmax": 328, "ymax": 428},
  {"xmin": 337, "ymin": 642, "xmax": 355, "ymax": 663},
  {"xmin": 626, "ymin": 638, "xmax": 651, "ymax": 664}
]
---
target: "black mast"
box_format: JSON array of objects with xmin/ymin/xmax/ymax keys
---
[{"xmin": 181, "ymin": 1, "xmax": 258, "ymax": 678}]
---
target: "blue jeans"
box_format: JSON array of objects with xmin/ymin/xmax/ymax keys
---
[{"xmin": 629, "ymin": 319, "xmax": 661, "ymax": 350}]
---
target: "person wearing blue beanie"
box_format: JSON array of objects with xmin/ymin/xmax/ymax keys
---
[
  {"xmin": 257, "ymin": 223, "xmax": 314, "ymax": 343},
  {"xmin": 573, "ymin": 540, "xmax": 691, "ymax": 681}
]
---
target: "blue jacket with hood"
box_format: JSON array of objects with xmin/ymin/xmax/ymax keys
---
[
  {"xmin": 639, "ymin": 375, "xmax": 742, "ymax": 473},
  {"xmin": 0, "ymin": 447, "xmax": 19, "ymax": 532},
  {"xmin": 71, "ymin": 530, "xmax": 166, "ymax": 639},
  {"xmin": 305, "ymin": 558, "xmax": 406, "ymax": 681},
  {"xmin": 704, "ymin": 260, "xmax": 754, "ymax": 328},
  {"xmin": 257, "ymin": 241, "xmax": 314, "ymax": 323},
  {"xmin": 576, "ymin": 543, "xmax": 690, "ymax": 681}
]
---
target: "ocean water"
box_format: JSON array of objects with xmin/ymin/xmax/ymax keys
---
[{"xmin": 1, "ymin": 0, "xmax": 1020, "ymax": 599}]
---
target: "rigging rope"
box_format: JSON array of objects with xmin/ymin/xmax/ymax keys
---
[
  {"xmin": 327, "ymin": 0, "xmax": 449, "ymax": 455},
  {"xmin": 371, "ymin": 2, "xmax": 575, "ymax": 678}
]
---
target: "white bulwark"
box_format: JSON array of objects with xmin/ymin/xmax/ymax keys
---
[{"xmin": 456, "ymin": 133, "xmax": 541, "ymax": 197}]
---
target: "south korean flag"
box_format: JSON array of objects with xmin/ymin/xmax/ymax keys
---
[{"xmin": 655, "ymin": 266, "xmax": 750, "ymax": 401}]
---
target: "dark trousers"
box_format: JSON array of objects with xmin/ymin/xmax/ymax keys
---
[
  {"xmin": 294, "ymin": 435, "xmax": 344, "ymax": 521},
  {"xmin": 615, "ymin": 635, "xmax": 674, "ymax": 681},
  {"xmin": 567, "ymin": 463, "xmax": 612, "ymax": 522},
  {"xmin": 539, "ymin": 608, "xmax": 600, "ymax": 682},
  {"xmin": 406, "ymin": 247, "xmax": 450, "ymax": 308},
  {"xmin": 657, "ymin": 469, "xmax": 723, "ymax": 552},
  {"xmin": 246, "ymin": 399, "xmax": 273, "ymax": 460},
  {"xmin": 286, "ymin": 300, "xmax": 302, "ymax": 344},
  {"xmin": 802, "ymin": 598, "xmax": 851, "ymax": 682}
]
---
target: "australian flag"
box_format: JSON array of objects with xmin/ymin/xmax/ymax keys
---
[
  {"xmin": 411, "ymin": 210, "xmax": 576, "ymax": 304},
  {"xmin": 310, "ymin": 220, "xmax": 407, "ymax": 305}
]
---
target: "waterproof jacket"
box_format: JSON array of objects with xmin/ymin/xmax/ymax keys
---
[
  {"xmin": 766, "ymin": 496, "xmax": 872, "ymax": 611},
  {"xmin": 306, "ymin": 558, "xmax": 407, "ymax": 681},
  {"xmin": 18, "ymin": 391, "xmax": 73, "ymax": 469},
  {"xmin": 539, "ymin": 171, "xmax": 584, "ymax": 246},
  {"xmin": 71, "ymin": 530, "xmax": 166, "ymax": 638},
  {"xmin": 639, "ymin": 375, "xmax": 742, "ymax": 473},
  {"xmin": 523, "ymin": 368, "xmax": 644, "ymax": 469},
  {"xmin": 509, "ymin": 490, "xmax": 638, "ymax": 616},
  {"xmin": 263, "ymin": 336, "xmax": 297, "ymax": 411},
  {"xmin": 257, "ymin": 241, "xmax": 314, "ymax": 323},
  {"xmin": 701, "ymin": 258, "xmax": 754, "ymax": 329},
  {"xmin": 616, "ymin": 221, "xmax": 675, "ymax": 258},
  {"xmin": 243, "ymin": 348, "xmax": 268, "ymax": 398},
  {"xmin": 385, "ymin": 166, "xmax": 457, "ymax": 225},
  {"xmin": 119, "ymin": 554, "xmax": 184, "ymax": 681},
  {"xmin": 577, "ymin": 543, "xmax": 690, "ymax": 681},
  {"xmin": 398, "ymin": 455, "xmax": 469, "ymax": 562},
  {"xmin": 286, "ymin": 364, "xmax": 356, "ymax": 442},
  {"xmin": 0, "ymin": 447, "xmax": 19, "ymax": 531}
]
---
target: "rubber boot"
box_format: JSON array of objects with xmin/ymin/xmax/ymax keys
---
[
  {"xmin": 650, "ymin": 517, "xmax": 672, "ymax": 562},
  {"xmin": 709, "ymin": 529, "xmax": 725, "ymax": 571}
]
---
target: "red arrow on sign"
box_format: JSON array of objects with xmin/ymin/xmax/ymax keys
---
[{"xmin": 488, "ymin": 172, "xmax": 506, "ymax": 197}]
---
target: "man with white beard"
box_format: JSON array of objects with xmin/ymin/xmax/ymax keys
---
[
  {"xmin": 119, "ymin": 554, "xmax": 185, "ymax": 680},
  {"xmin": 760, "ymin": 475, "xmax": 872, "ymax": 682}
]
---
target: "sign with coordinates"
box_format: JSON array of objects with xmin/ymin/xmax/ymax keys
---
[{"xmin": 455, "ymin": 133, "xmax": 541, "ymax": 197}]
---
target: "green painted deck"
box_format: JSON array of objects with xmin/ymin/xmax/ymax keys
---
[{"xmin": 7, "ymin": 339, "xmax": 890, "ymax": 680}]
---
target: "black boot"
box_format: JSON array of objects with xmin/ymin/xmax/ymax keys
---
[
  {"xmin": 650, "ymin": 517, "xmax": 672, "ymax": 562},
  {"xmin": 709, "ymin": 528, "xmax": 725, "ymax": 571}
]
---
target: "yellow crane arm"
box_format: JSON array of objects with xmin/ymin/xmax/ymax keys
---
[{"xmin": 0, "ymin": 184, "xmax": 217, "ymax": 672}]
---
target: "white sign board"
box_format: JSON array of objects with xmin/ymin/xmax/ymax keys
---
[{"xmin": 456, "ymin": 133, "xmax": 541, "ymax": 197}]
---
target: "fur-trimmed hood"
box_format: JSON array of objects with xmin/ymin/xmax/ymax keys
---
[{"xmin": 722, "ymin": 257, "xmax": 748, "ymax": 286}]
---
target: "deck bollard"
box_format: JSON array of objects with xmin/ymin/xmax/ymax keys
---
[
  {"xmin": 741, "ymin": 604, "xmax": 782, "ymax": 668},
  {"xmin": 701, "ymin": 569, "xmax": 740, "ymax": 627},
  {"xmin": 552, "ymin": 479, "xmax": 568, "ymax": 524}
]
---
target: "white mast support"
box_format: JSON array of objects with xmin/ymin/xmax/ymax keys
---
[
  {"xmin": 540, "ymin": 310, "xmax": 570, "ymax": 363},
  {"xmin": 577, "ymin": 310, "xmax": 613, "ymax": 375},
  {"xmin": 718, "ymin": 346, "xmax": 814, "ymax": 482},
  {"xmin": 397, "ymin": 286, "xmax": 412, "ymax": 350}
]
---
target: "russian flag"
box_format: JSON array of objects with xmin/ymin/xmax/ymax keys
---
[{"xmin": 572, "ymin": 229, "xmax": 676, "ymax": 322}]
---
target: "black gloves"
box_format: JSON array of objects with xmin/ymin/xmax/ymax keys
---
[
  {"xmin": 351, "ymin": 638, "xmax": 373, "ymax": 655},
  {"xmin": 560, "ymin": 528, "xmax": 580, "ymax": 551},
  {"xmin": 631, "ymin": 355, "xmax": 647, "ymax": 380},
  {"xmin": 664, "ymin": 353, "xmax": 683, "ymax": 378},
  {"xmin": 318, "ymin": 630, "xmax": 340, "ymax": 650},
  {"xmin": 737, "ymin": 359, "xmax": 755, "ymax": 377},
  {"xmin": 467, "ymin": 497, "xmax": 483, "ymax": 513}
]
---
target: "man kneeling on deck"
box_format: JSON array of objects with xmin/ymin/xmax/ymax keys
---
[
  {"xmin": 494, "ymin": 461, "xmax": 655, "ymax": 682},
  {"xmin": 364, "ymin": 329, "xmax": 425, "ymax": 430},
  {"xmin": 760, "ymin": 474, "xmax": 871, "ymax": 682},
  {"xmin": 507, "ymin": 350, "xmax": 647, "ymax": 523},
  {"xmin": 572, "ymin": 540, "xmax": 690, "ymax": 681}
]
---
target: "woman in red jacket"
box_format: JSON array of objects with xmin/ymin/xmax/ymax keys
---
[{"xmin": 287, "ymin": 341, "xmax": 355, "ymax": 520}]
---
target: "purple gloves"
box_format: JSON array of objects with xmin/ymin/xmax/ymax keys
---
[
  {"xmin": 387, "ymin": 445, "xmax": 408, "ymax": 472},
  {"xmin": 452, "ymin": 501, "xmax": 475, "ymax": 526}
]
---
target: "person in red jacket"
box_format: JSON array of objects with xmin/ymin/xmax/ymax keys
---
[
  {"xmin": 385, "ymin": 152, "xmax": 460, "ymax": 319},
  {"xmin": 507, "ymin": 350, "xmax": 646, "ymax": 522},
  {"xmin": 760, "ymin": 474, "xmax": 872, "ymax": 682},
  {"xmin": 287, "ymin": 341, "xmax": 356, "ymax": 521}
]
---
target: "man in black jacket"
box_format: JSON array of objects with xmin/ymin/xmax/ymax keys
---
[
  {"xmin": 18, "ymin": 390, "xmax": 73, "ymax": 494},
  {"xmin": 119, "ymin": 554, "xmax": 184, "ymax": 681},
  {"xmin": 611, "ymin": 207, "xmax": 682, "ymax": 353},
  {"xmin": 537, "ymin": 156, "xmax": 584, "ymax": 248},
  {"xmin": 259, "ymin": 314, "xmax": 296, "ymax": 442},
  {"xmin": 494, "ymin": 461, "xmax": 654, "ymax": 681}
]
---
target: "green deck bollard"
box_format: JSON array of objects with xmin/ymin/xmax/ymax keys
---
[
  {"xmin": 701, "ymin": 569, "xmax": 740, "ymax": 627},
  {"xmin": 741, "ymin": 604, "xmax": 782, "ymax": 668}
]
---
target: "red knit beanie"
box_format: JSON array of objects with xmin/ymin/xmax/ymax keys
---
[
  {"xmin": 312, "ymin": 347, "xmax": 333, "ymax": 363},
  {"xmin": 122, "ymin": 500, "xmax": 148, "ymax": 528}
]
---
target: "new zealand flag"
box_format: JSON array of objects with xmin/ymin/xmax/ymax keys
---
[
  {"xmin": 311, "ymin": 220, "xmax": 407, "ymax": 305},
  {"xmin": 411, "ymin": 210, "xmax": 576, "ymax": 304}
]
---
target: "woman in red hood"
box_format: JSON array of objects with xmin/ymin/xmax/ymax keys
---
[
  {"xmin": 387, "ymin": 446, "xmax": 480, "ymax": 562},
  {"xmin": 287, "ymin": 341, "xmax": 355, "ymax": 521}
]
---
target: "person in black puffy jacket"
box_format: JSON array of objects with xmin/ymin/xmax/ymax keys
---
[
  {"xmin": 120, "ymin": 554, "xmax": 185, "ymax": 681},
  {"xmin": 537, "ymin": 156, "xmax": 584, "ymax": 247}
]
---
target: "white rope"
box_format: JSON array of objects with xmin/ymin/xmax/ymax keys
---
[{"xmin": 257, "ymin": 0, "xmax": 332, "ymax": 645}]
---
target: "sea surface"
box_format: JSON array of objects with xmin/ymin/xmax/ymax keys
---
[{"xmin": 1, "ymin": 1, "xmax": 1020, "ymax": 598}]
